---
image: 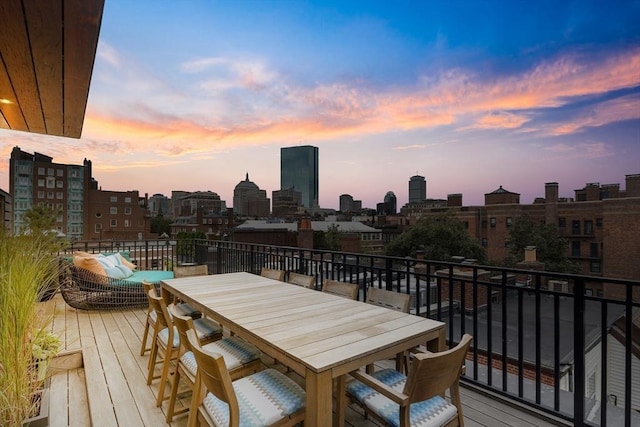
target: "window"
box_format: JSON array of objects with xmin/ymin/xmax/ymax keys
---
[
  {"xmin": 124, "ymin": 207, "xmax": 131, "ymax": 215},
  {"xmin": 95, "ymin": 212, "xmax": 102, "ymax": 218},
  {"xmin": 57, "ymin": 192, "xmax": 63, "ymax": 199},
  {"xmin": 38, "ymin": 167, "xmax": 45, "ymax": 175},
  {"xmin": 506, "ymin": 217, "xmax": 513, "ymax": 227},
  {"xmin": 110, "ymin": 219, "xmax": 117, "ymax": 227},
  {"xmin": 57, "ymin": 169, "xmax": 63, "ymax": 177},
  {"xmin": 124, "ymin": 219, "xmax": 130, "ymax": 227},
  {"xmin": 110, "ymin": 196, "xmax": 118, "ymax": 203},
  {"xmin": 95, "ymin": 223, "xmax": 102, "ymax": 233},
  {"xmin": 70, "ymin": 169, "xmax": 78, "ymax": 178},
  {"xmin": 56, "ymin": 180, "xmax": 63, "ymax": 188},
  {"xmin": 596, "ymin": 217, "xmax": 603, "ymax": 227},
  {"xmin": 481, "ymin": 219, "xmax": 487, "ymax": 229},
  {"xmin": 47, "ymin": 168, "xmax": 54, "ymax": 176},
  {"xmin": 571, "ymin": 241, "xmax": 581, "ymax": 257},
  {"xmin": 590, "ymin": 262, "xmax": 601, "ymax": 273},
  {"xmin": 110, "ymin": 207, "xmax": 117, "ymax": 215},
  {"xmin": 490, "ymin": 217, "xmax": 496, "ymax": 228},
  {"xmin": 47, "ymin": 192, "xmax": 54, "ymax": 199},
  {"xmin": 46, "ymin": 177, "xmax": 55, "ymax": 188},
  {"xmin": 481, "ymin": 238, "xmax": 488, "ymax": 247},
  {"xmin": 37, "ymin": 191, "xmax": 44, "ymax": 199},
  {"xmin": 584, "ymin": 220, "xmax": 593, "ymax": 235},
  {"xmin": 590, "ymin": 243, "xmax": 599, "ymax": 258},
  {"xmin": 558, "ymin": 217, "xmax": 566, "ymax": 228},
  {"xmin": 38, "ymin": 179, "xmax": 45, "ymax": 187},
  {"xmin": 571, "ymin": 220, "xmax": 581, "ymax": 235},
  {"xmin": 124, "ymin": 197, "xmax": 132, "ymax": 203}
]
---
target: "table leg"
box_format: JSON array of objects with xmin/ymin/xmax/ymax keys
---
[{"xmin": 305, "ymin": 369, "xmax": 333, "ymax": 426}]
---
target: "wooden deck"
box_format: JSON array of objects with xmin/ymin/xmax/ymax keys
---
[{"xmin": 43, "ymin": 294, "xmax": 562, "ymax": 426}]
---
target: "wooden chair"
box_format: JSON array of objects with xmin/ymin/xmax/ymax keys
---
[
  {"xmin": 140, "ymin": 281, "xmax": 200, "ymax": 356},
  {"xmin": 186, "ymin": 329, "xmax": 306, "ymax": 427},
  {"xmin": 260, "ymin": 267, "xmax": 285, "ymax": 281},
  {"xmin": 343, "ymin": 334, "xmax": 473, "ymax": 427},
  {"xmin": 286, "ymin": 272, "xmax": 315, "ymax": 289},
  {"xmin": 146, "ymin": 290, "xmax": 223, "ymax": 408},
  {"xmin": 174, "ymin": 264, "xmax": 208, "ymax": 278},
  {"xmin": 366, "ymin": 287, "xmax": 411, "ymax": 313},
  {"xmin": 166, "ymin": 305, "xmax": 262, "ymax": 422},
  {"xmin": 365, "ymin": 287, "xmax": 412, "ymax": 373},
  {"xmin": 322, "ymin": 279, "xmax": 359, "ymax": 300}
]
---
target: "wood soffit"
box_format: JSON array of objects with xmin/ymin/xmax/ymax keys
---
[{"xmin": 0, "ymin": 0, "xmax": 104, "ymax": 139}]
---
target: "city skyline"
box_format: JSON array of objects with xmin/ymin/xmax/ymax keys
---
[{"xmin": 0, "ymin": 1, "xmax": 639, "ymax": 209}]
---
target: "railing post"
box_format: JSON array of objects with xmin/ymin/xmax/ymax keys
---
[
  {"xmin": 385, "ymin": 258, "xmax": 393, "ymax": 291},
  {"xmin": 573, "ymin": 278, "xmax": 586, "ymax": 427}
]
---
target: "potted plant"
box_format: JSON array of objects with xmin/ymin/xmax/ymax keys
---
[{"xmin": 0, "ymin": 222, "xmax": 60, "ymax": 426}]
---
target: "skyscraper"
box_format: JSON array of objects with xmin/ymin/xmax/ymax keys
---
[
  {"xmin": 281, "ymin": 145, "xmax": 319, "ymax": 209},
  {"xmin": 409, "ymin": 175, "xmax": 426, "ymax": 203}
]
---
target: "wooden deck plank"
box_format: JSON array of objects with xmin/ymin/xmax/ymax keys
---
[
  {"xmin": 90, "ymin": 310, "xmax": 146, "ymax": 426},
  {"xmin": 106, "ymin": 309, "xmax": 171, "ymax": 425},
  {"xmin": 68, "ymin": 369, "xmax": 90, "ymax": 427}
]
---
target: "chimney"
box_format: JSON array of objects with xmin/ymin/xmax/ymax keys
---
[
  {"xmin": 545, "ymin": 182, "xmax": 558, "ymax": 228},
  {"xmin": 447, "ymin": 193, "xmax": 463, "ymax": 207},
  {"xmin": 524, "ymin": 246, "xmax": 537, "ymax": 262}
]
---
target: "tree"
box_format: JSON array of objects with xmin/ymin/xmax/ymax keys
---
[
  {"xmin": 385, "ymin": 213, "xmax": 486, "ymax": 262},
  {"xmin": 313, "ymin": 224, "xmax": 341, "ymax": 250},
  {"xmin": 23, "ymin": 203, "xmax": 60, "ymax": 235},
  {"xmin": 505, "ymin": 216, "xmax": 580, "ymax": 273},
  {"xmin": 150, "ymin": 215, "xmax": 173, "ymax": 235}
]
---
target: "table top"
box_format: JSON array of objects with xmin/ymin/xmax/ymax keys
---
[{"xmin": 162, "ymin": 271, "xmax": 445, "ymax": 377}]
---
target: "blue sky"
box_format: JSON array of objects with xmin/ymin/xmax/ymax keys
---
[{"xmin": 1, "ymin": 0, "xmax": 639, "ymax": 209}]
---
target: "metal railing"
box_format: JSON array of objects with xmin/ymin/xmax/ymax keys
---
[{"xmin": 61, "ymin": 239, "xmax": 640, "ymax": 427}]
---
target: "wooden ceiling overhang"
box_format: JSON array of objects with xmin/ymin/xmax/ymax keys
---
[{"xmin": 0, "ymin": 0, "xmax": 105, "ymax": 139}]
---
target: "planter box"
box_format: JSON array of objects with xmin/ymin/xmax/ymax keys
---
[{"xmin": 22, "ymin": 387, "xmax": 49, "ymax": 427}]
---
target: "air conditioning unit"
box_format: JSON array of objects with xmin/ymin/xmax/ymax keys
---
[{"xmin": 548, "ymin": 279, "xmax": 569, "ymax": 293}]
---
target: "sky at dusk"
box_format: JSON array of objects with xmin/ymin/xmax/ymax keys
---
[{"xmin": 1, "ymin": 0, "xmax": 639, "ymax": 209}]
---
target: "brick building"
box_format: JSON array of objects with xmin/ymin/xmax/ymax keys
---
[
  {"xmin": 9, "ymin": 147, "xmax": 151, "ymax": 240},
  {"xmin": 398, "ymin": 175, "xmax": 640, "ymax": 287}
]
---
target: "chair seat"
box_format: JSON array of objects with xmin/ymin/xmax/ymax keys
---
[
  {"xmin": 158, "ymin": 318, "xmax": 222, "ymax": 349},
  {"xmin": 180, "ymin": 336, "xmax": 261, "ymax": 376},
  {"xmin": 173, "ymin": 302, "xmax": 201, "ymax": 319},
  {"xmin": 346, "ymin": 369, "xmax": 457, "ymax": 427},
  {"xmin": 202, "ymin": 368, "xmax": 305, "ymax": 426}
]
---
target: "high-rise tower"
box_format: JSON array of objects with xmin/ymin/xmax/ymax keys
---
[
  {"xmin": 408, "ymin": 175, "xmax": 426, "ymax": 203},
  {"xmin": 280, "ymin": 146, "xmax": 319, "ymax": 209}
]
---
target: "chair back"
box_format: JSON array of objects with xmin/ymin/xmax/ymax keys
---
[
  {"xmin": 173, "ymin": 264, "xmax": 208, "ymax": 278},
  {"xmin": 322, "ymin": 279, "xmax": 359, "ymax": 300},
  {"xmin": 260, "ymin": 267, "xmax": 285, "ymax": 281},
  {"xmin": 405, "ymin": 334, "xmax": 472, "ymax": 405},
  {"xmin": 287, "ymin": 272, "xmax": 315, "ymax": 288},
  {"xmin": 170, "ymin": 305, "xmax": 195, "ymax": 353},
  {"xmin": 147, "ymin": 289, "xmax": 172, "ymax": 330},
  {"xmin": 366, "ymin": 287, "xmax": 411, "ymax": 313},
  {"xmin": 186, "ymin": 329, "xmax": 240, "ymax": 422}
]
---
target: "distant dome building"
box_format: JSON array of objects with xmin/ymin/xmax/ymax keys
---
[
  {"xmin": 233, "ymin": 173, "xmax": 270, "ymax": 217},
  {"xmin": 377, "ymin": 190, "xmax": 397, "ymax": 215}
]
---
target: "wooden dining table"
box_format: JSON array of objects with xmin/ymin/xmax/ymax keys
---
[{"xmin": 161, "ymin": 271, "xmax": 446, "ymax": 427}]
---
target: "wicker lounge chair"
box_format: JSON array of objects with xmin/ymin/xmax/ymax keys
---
[{"xmin": 60, "ymin": 262, "xmax": 174, "ymax": 310}]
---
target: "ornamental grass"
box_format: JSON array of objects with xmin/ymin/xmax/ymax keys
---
[{"xmin": 0, "ymin": 229, "xmax": 60, "ymax": 426}]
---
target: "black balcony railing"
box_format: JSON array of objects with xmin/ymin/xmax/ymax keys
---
[{"xmin": 61, "ymin": 239, "xmax": 640, "ymax": 427}]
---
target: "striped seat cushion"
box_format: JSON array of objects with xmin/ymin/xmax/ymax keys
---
[
  {"xmin": 173, "ymin": 302, "xmax": 201, "ymax": 319},
  {"xmin": 346, "ymin": 369, "xmax": 457, "ymax": 427},
  {"xmin": 192, "ymin": 317, "xmax": 222, "ymax": 341},
  {"xmin": 202, "ymin": 368, "xmax": 305, "ymax": 426},
  {"xmin": 158, "ymin": 318, "xmax": 221, "ymax": 349},
  {"xmin": 180, "ymin": 336, "xmax": 261, "ymax": 376}
]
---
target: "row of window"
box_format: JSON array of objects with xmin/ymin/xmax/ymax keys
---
[
  {"xmin": 95, "ymin": 207, "xmax": 132, "ymax": 216},
  {"xmin": 202, "ymin": 218, "xmax": 230, "ymax": 225},
  {"xmin": 559, "ymin": 218, "xmax": 602, "ymax": 235},
  {"xmin": 37, "ymin": 167, "xmax": 64, "ymax": 177},
  {"xmin": 94, "ymin": 219, "xmax": 131, "ymax": 232},
  {"xmin": 109, "ymin": 196, "xmax": 133, "ymax": 203}
]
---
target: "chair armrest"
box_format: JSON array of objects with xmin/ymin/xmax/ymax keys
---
[{"xmin": 349, "ymin": 370, "xmax": 409, "ymax": 406}]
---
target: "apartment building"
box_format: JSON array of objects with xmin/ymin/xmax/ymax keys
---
[{"xmin": 9, "ymin": 147, "xmax": 150, "ymax": 240}]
